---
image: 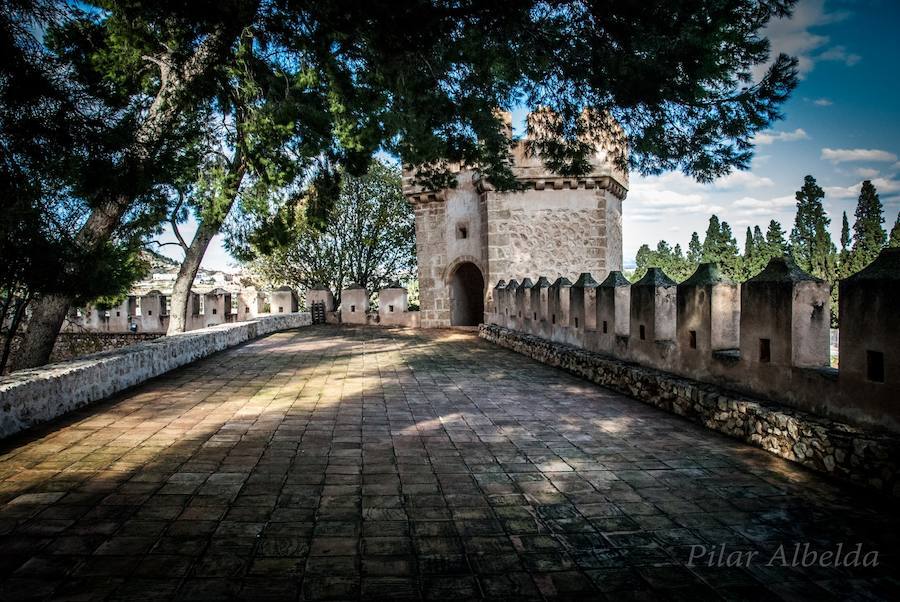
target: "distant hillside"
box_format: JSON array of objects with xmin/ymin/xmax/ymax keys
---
[{"xmin": 142, "ymin": 249, "xmax": 179, "ymax": 272}]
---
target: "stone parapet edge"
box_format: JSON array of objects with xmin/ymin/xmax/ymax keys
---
[
  {"xmin": 480, "ymin": 323, "xmax": 900, "ymax": 497},
  {"xmin": 0, "ymin": 313, "xmax": 312, "ymax": 440}
]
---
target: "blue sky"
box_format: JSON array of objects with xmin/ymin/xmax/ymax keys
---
[{"xmin": 157, "ymin": 0, "xmax": 900, "ymax": 271}]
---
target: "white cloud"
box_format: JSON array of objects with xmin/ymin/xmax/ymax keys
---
[
  {"xmin": 758, "ymin": 0, "xmax": 853, "ymax": 78},
  {"xmin": 819, "ymin": 45, "xmax": 861, "ymax": 66},
  {"xmin": 870, "ymin": 177, "xmax": 900, "ymax": 195},
  {"xmin": 825, "ymin": 177, "xmax": 900, "ymax": 200},
  {"xmin": 854, "ymin": 168, "xmax": 879, "ymax": 178},
  {"xmin": 713, "ymin": 171, "xmax": 775, "ymax": 190},
  {"xmin": 754, "ymin": 128, "xmax": 809, "ymax": 145},
  {"xmin": 733, "ymin": 195, "xmax": 796, "ymax": 209},
  {"xmin": 813, "ymin": 98, "xmax": 833, "ymax": 106},
  {"xmin": 731, "ymin": 195, "xmax": 797, "ymax": 217},
  {"xmin": 821, "ymin": 148, "xmax": 898, "ymax": 163}
]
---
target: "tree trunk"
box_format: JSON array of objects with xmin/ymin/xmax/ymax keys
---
[
  {"xmin": 167, "ymin": 219, "xmax": 223, "ymax": 335},
  {"xmin": 167, "ymin": 141, "xmax": 246, "ymax": 335},
  {"xmin": 2, "ymin": 292, "xmax": 33, "ymax": 373},
  {"xmin": 13, "ymin": 23, "xmax": 243, "ymax": 369}
]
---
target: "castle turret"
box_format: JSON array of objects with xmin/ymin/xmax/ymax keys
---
[{"xmin": 405, "ymin": 110, "xmax": 627, "ymax": 328}]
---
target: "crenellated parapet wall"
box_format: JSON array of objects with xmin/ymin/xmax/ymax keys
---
[
  {"xmin": 480, "ymin": 323, "xmax": 900, "ymax": 497},
  {"xmin": 487, "ymin": 249, "xmax": 900, "ymax": 434},
  {"xmin": 64, "ymin": 288, "xmax": 303, "ymax": 335},
  {"xmin": 329, "ymin": 284, "xmax": 420, "ymax": 328}
]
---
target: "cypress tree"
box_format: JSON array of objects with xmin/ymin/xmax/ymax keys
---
[
  {"xmin": 701, "ymin": 215, "xmax": 722, "ymax": 262},
  {"xmin": 890, "ymin": 212, "xmax": 900, "ymax": 248},
  {"xmin": 747, "ymin": 225, "xmax": 767, "ymax": 278},
  {"xmin": 719, "ymin": 221, "xmax": 741, "ymax": 279},
  {"xmin": 738, "ymin": 226, "xmax": 754, "ymax": 280},
  {"xmin": 840, "ymin": 211, "xmax": 851, "ymax": 253},
  {"xmin": 849, "ymin": 180, "xmax": 886, "ymax": 272},
  {"xmin": 790, "ymin": 175, "xmax": 836, "ymax": 280},
  {"xmin": 839, "ymin": 211, "xmax": 851, "ymax": 277},
  {"xmin": 765, "ymin": 219, "xmax": 787, "ymax": 257},
  {"xmin": 687, "ymin": 232, "xmax": 703, "ymax": 263},
  {"xmin": 753, "ymin": 225, "xmax": 766, "ymax": 250}
]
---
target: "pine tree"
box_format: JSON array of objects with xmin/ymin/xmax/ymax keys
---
[
  {"xmin": 11, "ymin": 0, "xmax": 802, "ymax": 367},
  {"xmin": 745, "ymin": 225, "xmax": 768, "ymax": 278},
  {"xmin": 849, "ymin": 180, "xmax": 886, "ymax": 273},
  {"xmin": 719, "ymin": 221, "xmax": 741, "ymax": 278},
  {"xmin": 632, "ymin": 239, "xmax": 696, "ymax": 282},
  {"xmin": 753, "ymin": 225, "xmax": 766, "ymax": 250},
  {"xmin": 701, "ymin": 215, "xmax": 722, "ymax": 262},
  {"xmin": 890, "ymin": 213, "xmax": 900, "ymax": 248},
  {"xmin": 765, "ymin": 220, "xmax": 787, "ymax": 257},
  {"xmin": 790, "ymin": 175, "xmax": 836, "ymax": 280},
  {"xmin": 743, "ymin": 227, "xmax": 754, "ymax": 257},
  {"xmin": 698, "ymin": 215, "xmax": 740, "ymax": 278},
  {"xmin": 688, "ymin": 232, "xmax": 703, "ymax": 263}
]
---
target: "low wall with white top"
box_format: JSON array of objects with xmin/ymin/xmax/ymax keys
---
[{"xmin": 0, "ymin": 312, "xmax": 311, "ymax": 440}]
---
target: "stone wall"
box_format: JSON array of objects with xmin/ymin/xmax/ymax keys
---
[
  {"xmin": 480, "ymin": 323, "xmax": 900, "ymax": 497},
  {"xmin": 404, "ymin": 110, "xmax": 628, "ymax": 328},
  {"xmin": 5, "ymin": 333, "xmax": 163, "ymax": 372},
  {"xmin": 484, "ymin": 187, "xmax": 621, "ymax": 297},
  {"xmin": 50, "ymin": 332, "xmax": 163, "ymax": 363},
  {"xmin": 491, "ymin": 251, "xmax": 900, "ymax": 434},
  {"xmin": 0, "ymin": 312, "xmax": 311, "ymax": 440},
  {"xmin": 60, "ymin": 289, "xmax": 298, "ymax": 335}
]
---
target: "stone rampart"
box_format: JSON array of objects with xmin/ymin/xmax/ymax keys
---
[
  {"xmin": 0, "ymin": 313, "xmax": 311, "ymax": 440},
  {"xmin": 488, "ymin": 251, "xmax": 900, "ymax": 434},
  {"xmin": 480, "ymin": 323, "xmax": 900, "ymax": 497}
]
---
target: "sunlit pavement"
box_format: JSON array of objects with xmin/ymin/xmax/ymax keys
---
[{"xmin": 0, "ymin": 325, "xmax": 896, "ymax": 600}]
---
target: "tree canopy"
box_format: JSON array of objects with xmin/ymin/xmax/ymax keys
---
[
  {"xmin": 848, "ymin": 180, "xmax": 886, "ymax": 273},
  {"xmin": 790, "ymin": 175, "xmax": 836, "ymax": 281},
  {"xmin": 632, "ymin": 177, "xmax": 893, "ymax": 327},
  {"xmin": 237, "ymin": 161, "xmax": 416, "ymax": 303},
  {"xmin": 890, "ymin": 213, "xmax": 900, "ymax": 248},
  {"xmin": 5, "ymin": 0, "xmax": 801, "ymax": 368}
]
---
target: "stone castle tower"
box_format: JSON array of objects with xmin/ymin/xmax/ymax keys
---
[{"xmin": 403, "ymin": 112, "xmax": 628, "ymax": 328}]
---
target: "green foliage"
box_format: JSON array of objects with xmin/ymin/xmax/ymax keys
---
[
  {"xmin": 234, "ymin": 160, "xmax": 416, "ymax": 299},
  {"xmin": 633, "ymin": 241, "xmax": 695, "ymax": 283},
  {"xmin": 890, "ymin": 213, "xmax": 900, "ymax": 248},
  {"xmin": 700, "ymin": 215, "xmax": 741, "ymax": 279},
  {"xmin": 687, "ymin": 232, "xmax": 702, "ymax": 263},
  {"xmin": 5, "ymin": 0, "xmax": 801, "ymax": 366},
  {"xmin": 733, "ymin": 225, "xmax": 770, "ymax": 280},
  {"xmin": 848, "ymin": 180, "xmax": 886, "ymax": 273},
  {"xmin": 790, "ymin": 175, "xmax": 836, "ymax": 281},
  {"xmin": 516, "ymin": 2, "xmax": 798, "ymax": 182},
  {"xmin": 838, "ymin": 211, "xmax": 851, "ymax": 277},
  {"xmin": 0, "ymin": 2, "xmax": 160, "ymax": 306},
  {"xmin": 632, "ymin": 178, "xmax": 897, "ymax": 329},
  {"xmin": 765, "ymin": 219, "xmax": 787, "ymax": 257}
]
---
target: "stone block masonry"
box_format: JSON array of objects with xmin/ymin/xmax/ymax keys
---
[
  {"xmin": 492, "ymin": 252, "xmax": 900, "ymax": 434},
  {"xmin": 5, "ymin": 332, "xmax": 164, "ymax": 371},
  {"xmin": 480, "ymin": 323, "xmax": 900, "ymax": 497},
  {"xmin": 404, "ymin": 109, "xmax": 628, "ymax": 328},
  {"xmin": 0, "ymin": 312, "xmax": 311, "ymax": 440}
]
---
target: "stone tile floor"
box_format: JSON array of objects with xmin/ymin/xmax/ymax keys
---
[{"xmin": 0, "ymin": 325, "xmax": 897, "ymax": 601}]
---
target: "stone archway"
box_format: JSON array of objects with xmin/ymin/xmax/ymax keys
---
[{"xmin": 449, "ymin": 262, "xmax": 485, "ymax": 326}]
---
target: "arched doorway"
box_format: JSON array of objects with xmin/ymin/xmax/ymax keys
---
[{"xmin": 449, "ymin": 262, "xmax": 485, "ymax": 326}]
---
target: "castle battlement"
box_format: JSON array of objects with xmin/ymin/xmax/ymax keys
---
[{"xmin": 486, "ymin": 249, "xmax": 900, "ymax": 434}]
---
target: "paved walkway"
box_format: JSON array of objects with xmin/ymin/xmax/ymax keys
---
[{"xmin": 0, "ymin": 326, "xmax": 896, "ymax": 601}]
